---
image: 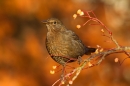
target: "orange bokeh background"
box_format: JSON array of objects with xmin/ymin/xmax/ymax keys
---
[{"xmin": 0, "ymin": 0, "xmax": 130, "ymax": 86}]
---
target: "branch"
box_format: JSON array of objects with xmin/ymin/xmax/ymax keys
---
[
  {"xmin": 66, "ymin": 46, "xmax": 130, "ymax": 85},
  {"xmin": 52, "ymin": 10, "xmax": 130, "ymax": 86}
]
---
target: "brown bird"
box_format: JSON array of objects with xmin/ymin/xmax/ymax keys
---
[{"xmin": 43, "ymin": 18, "xmax": 96, "ymax": 66}]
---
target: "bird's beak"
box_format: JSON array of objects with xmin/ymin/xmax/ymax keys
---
[{"xmin": 41, "ymin": 20, "xmax": 47, "ymax": 24}]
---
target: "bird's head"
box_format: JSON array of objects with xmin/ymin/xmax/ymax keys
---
[{"xmin": 42, "ymin": 18, "xmax": 66, "ymax": 32}]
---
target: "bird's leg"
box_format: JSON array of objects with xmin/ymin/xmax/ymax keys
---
[
  {"xmin": 77, "ymin": 56, "xmax": 82, "ymax": 65},
  {"xmin": 61, "ymin": 64, "xmax": 66, "ymax": 83}
]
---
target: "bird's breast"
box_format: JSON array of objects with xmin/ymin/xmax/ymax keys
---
[{"xmin": 46, "ymin": 32, "xmax": 85, "ymax": 58}]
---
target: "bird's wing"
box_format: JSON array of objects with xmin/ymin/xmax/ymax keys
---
[
  {"xmin": 63, "ymin": 30, "xmax": 86, "ymax": 55},
  {"xmin": 64, "ymin": 30, "xmax": 96, "ymax": 55},
  {"xmin": 65, "ymin": 30, "xmax": 83, "ymax": 43}
]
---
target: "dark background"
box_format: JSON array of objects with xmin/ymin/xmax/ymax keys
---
[{"xmin": 0, "ymin": 0, "xmax": 130, "ymax": 86}]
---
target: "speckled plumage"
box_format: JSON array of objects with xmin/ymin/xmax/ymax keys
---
[{"xmin": 43, "ymin": 18, "xmax": 96, "ymax": 65}]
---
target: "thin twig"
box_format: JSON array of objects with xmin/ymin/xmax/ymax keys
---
[{"xmin": 52, "ymin": 10, "xmax": 130, "ymax": 86}]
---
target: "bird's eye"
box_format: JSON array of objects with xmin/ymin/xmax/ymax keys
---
[{"xmin": 53, "ymin": 21, "xmax": 57, "ymax": 24}]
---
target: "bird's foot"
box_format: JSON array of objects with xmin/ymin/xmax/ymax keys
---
[{"xmin": 77, "ymin": 56, "xmax": 82, "ymax": 65}]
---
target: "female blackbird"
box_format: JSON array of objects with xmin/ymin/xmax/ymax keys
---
[{"xmin": 43, "ymin": 18, "xmax": 96, "ymax": 66}]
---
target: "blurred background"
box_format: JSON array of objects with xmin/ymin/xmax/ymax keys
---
[{"xmin": 0, "ymin": 0, "xmax": 130, "ymax": 86}]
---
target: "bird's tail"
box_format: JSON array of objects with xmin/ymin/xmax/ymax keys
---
[{"xmin": 85, "ymin": 47, "xmax": 96, "ymax": 55}]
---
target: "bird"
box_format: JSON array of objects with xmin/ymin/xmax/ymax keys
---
[{"xmin": 42, "ymin": 18, "xmax": 96, "ymax": 66}]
